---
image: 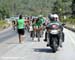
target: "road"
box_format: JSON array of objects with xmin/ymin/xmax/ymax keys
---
[{"xmin": 0, "ymin": 27, "xmax": 75, "ymax": 60}]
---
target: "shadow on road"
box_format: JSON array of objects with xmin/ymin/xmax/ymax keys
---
[{"xmin": 34, "ymin": 48, "xmax": 53, "ymax": 53}]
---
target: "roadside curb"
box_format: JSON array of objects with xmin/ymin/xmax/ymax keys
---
[
  {"xmin": 64, "ymin": 26, "xmax": 75, "ymax": 32},
  {"xmin": 0, "ymin": 26, "xmax": 12, "ymax": 34}
]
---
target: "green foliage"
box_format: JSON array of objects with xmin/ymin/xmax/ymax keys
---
[
  {"xmin": 0, "ymin": 0, "xmax": 73, "ymax": 19},
  {"xmin": 0, "ymin": 0, "xmax": 56, "ymax": 18},
  {"xmin": 0, "ymin": 20, "xmax": 7, "ymax": 26},
  {"xmin": 72, "ymin": 0, "xmax": 75, "ymax": 17},
  {"xmin": 61, "ymin": 18, "xmax": 75, "ymax": 24},
  {"xmin": 52, "ymin": 0, "xmax": 62, "ymax": 14},
  {"xmin": 0, "ymin": 20, "xmax": 9, "ymax": 29},
  {"xmin": 52, "ymin": 0, "xmax": 72, "ymax": 17}
]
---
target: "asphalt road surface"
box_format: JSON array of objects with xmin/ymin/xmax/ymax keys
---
[{"xmin": 0, "ymin": 27, "xmax": 75, "ymax": 60}]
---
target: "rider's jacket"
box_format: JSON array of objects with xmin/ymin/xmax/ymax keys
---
[{"xmin": 46, "ymin": 21, "xmax": 63, "ymax": 31}]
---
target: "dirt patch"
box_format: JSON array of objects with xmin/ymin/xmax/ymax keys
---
[
  {"xmin": 64, "ymin": 24, "xmax": 75, "ymax": 32},
  {"xmin": 0, "ymin": 24, "xmax": 10, "ymax": 31}
]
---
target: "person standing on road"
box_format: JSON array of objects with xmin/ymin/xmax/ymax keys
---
[
  {"xmin": 12, "ymin": 20, "xmax": 16, "ymax": 31},
  {"xmin": 17, "ymin": 15, "xmax": 25, "ymax": 43}
]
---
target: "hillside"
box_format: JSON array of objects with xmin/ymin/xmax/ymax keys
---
[{"xmin": 0, "ymin": 0, "xmax": 56, "ymax": 16}]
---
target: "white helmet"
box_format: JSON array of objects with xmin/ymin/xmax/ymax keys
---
[
  {"xmin": 53, "ymin": 14, "xmax": 59, "ymax": 21},
  {"xmin": 53, "ymin": 14, "xmax": 59, "ymax": 18}
]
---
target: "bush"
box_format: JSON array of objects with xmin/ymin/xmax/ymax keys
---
[
  {"xmin": 0, "ymin": 20, "xmax": 8, "ymax": 28},
  {"xmin": 61, "ymin": 18, "xmax": 75, "ymax": 24}
]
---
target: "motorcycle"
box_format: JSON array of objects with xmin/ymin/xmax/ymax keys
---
[{"xmin": 46, "ymin": 23, "xmax": 64, "ymax": 52}]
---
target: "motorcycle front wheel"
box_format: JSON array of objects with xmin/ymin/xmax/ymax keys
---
[{"xmin": 50, "ymin": 37, "xmax": 58, "ymax": 53}]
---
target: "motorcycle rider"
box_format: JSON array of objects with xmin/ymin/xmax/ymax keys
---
[
  {"xmin": 44, "ymin": 13, "xmax": 64, "ymax": 47},
  {"xmin": 44, "ymin": 13, "xmax": 54, "ymax": 41}
]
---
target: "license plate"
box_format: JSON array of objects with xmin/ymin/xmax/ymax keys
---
[{"xmin": 50, "ymin": 30, "xmax": 58, "ymax": 34}]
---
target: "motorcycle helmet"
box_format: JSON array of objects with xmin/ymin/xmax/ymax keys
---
[
  {"xmin": 53, "ymin": 14, "xmax": 59, "ymax": 21},
  {"xmin": 48, "ymin": 13, "xmax": 54, "ymax": 21}
]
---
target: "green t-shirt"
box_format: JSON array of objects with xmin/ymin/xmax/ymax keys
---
[{"xmin": 17, "ymin": 19, "xmax": 24, "ymax": 29}]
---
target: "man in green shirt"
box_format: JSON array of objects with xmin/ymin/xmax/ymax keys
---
[{"xmin": 17, "ymin": 15, "xmax": 25, "ymax": 43}]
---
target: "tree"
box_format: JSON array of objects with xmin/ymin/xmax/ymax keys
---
[
  {"xmin": 52, "ymin": 0, "xmax": 63, "ymax": 17},
  {"xmin": 72, "ymin": 0, "xmax": 75, "ymax": 17},
  {"xmin": 52, "ymin": 0, "xmax": 72, "ymax": 17},
  {"xmin": 0, "ymin": 0, "xmax": 56, "ymax": 17}
]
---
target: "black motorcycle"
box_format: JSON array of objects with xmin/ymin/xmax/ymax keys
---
[{"xmin": 46, "ymin": 22, "xmax": 64, "ymax": 52}]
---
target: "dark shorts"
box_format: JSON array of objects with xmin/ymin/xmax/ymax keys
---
[{"xmin": 17, "ymin": 29, "xmax": 24, "ymax": 35}]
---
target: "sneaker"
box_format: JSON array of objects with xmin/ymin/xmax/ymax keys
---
[
  {"xmin": 32, "ymin": 38, "xmax": 34, "ymax": 40},
  {"xmin": 44, "ymin": 39, "xmax": 47, "ymax": 42},
  {"xmin": 60, "ymin": 44, "xmax": 62, "ymax": 48},
  {"xmin": 38, "ymin": 39, "xmax": 40, "ymax": 42},
  {"xmin": 47, "ymin": 44, "xmax": 49, "ymax": 47}
]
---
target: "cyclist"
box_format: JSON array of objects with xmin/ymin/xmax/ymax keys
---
[
  {"xmin": 32, "ymin": 15, "xmax": 45, "ymax": 41},
  {"xmin": 30, "ymin": 17, "xmax": 37, "ymax": 40}
]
